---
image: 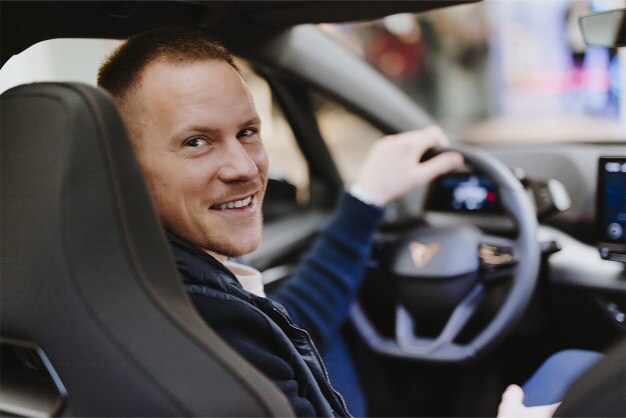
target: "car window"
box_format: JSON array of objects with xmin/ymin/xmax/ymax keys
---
[
  {"xmin": 0, "ymin": 38, "xmax": 120, "ymax": 93},
  {"xmin": 312, "ymin": 92, "xmax": 383, "ymax": 185}
]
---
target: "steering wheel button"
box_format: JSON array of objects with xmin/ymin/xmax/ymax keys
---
[{"xmin": 479, "ymin": 243, "xmax": 515, "ymax": 267}]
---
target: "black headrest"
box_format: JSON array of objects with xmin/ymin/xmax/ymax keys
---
[{"xmin": 0, "ymin": 82, "xmax": 293, "ymax": 416}]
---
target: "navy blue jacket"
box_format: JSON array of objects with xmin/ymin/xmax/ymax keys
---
[{"xmin": 171, "ymin": 192, "xmax": 384, "ymax": 417}]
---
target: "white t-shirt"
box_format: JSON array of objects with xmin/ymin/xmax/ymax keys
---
[{"xmin": 224, "ymin": 260, "xmax": 265, "ymax": 297}]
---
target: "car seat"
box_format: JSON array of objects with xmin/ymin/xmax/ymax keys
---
[{"xmin": 0, "ymin": 82, "xmax": 294, "ymax": 417}]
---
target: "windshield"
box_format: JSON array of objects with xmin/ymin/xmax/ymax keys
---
[{"xmin": 321, "ymin": 0, "xmax": 626, "ymax": 144}]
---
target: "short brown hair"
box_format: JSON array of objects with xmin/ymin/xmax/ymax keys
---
[{"xmin": 98, "ymin": 26, "xmax": 238, "ymax": 100}]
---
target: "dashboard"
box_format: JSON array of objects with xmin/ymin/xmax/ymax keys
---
[
  {"xmin": 421, "ymin": 156, "xmax": 626, "ymax": 336},
  {"xmin": 425, "ymin": 157, "xmax": 626, "ymax": 262}
]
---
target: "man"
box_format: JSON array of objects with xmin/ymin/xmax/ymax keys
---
[{"xmin": 98, "ymin": 27, "xmax": 565, "ymax": 417}]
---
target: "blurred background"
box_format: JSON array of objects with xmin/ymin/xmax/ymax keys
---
[{"xmin": 320, "ymin": 0, "xmax": 625, "ymax": 142}]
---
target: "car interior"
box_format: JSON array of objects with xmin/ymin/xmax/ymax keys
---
[{"xmin": 1, "ymin": 1, "xmax": 625, "ymax": 417}]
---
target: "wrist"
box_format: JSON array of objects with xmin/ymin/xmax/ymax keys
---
[{"xmin": 349, "ymin": 183, "xmax": 386, "ymax": 207}]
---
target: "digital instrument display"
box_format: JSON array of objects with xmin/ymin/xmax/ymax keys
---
[
  {"xmin": 597, "ymin": 157, "xmax": 626, "ymax": 262},
  {"xmin": 425, "ymin": 173, "xmax": 502, "ymax": 213}
]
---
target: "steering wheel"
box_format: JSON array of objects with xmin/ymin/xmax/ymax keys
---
[{"xmin": 350, "ymin": 145, "xmax": 540, "ymax": 363}]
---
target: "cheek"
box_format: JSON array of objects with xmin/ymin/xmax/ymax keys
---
[
  {"xmin": 142, "ymin": 171, "xmax": 178, "ymax": 214},
  {"xmin": 140, "ymin": 158, "xmax": 188, "ymax": 208},
  {"xmin": 252, "ymin": 146, "xmax": 269, "ymax": 178}
]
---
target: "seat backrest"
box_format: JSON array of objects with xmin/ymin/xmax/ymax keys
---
[{"xmin": 0, "ymin": 82, "xmax": 294, "ymax": 417}]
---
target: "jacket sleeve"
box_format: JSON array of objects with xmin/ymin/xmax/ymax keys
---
[
  {"xmin": 188, "ymin": 293, "xmax": 319, "ymax": 418},
  {"xmin": 269, "ymin": 191, "xmax": 384, "ymax": 350}
]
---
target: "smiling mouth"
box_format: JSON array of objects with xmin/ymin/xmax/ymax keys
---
[{"xmin": 210, "ymin": 195, "xmax": 254, "ymax": 211}]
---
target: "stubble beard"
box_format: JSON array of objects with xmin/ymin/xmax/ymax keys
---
[
  {"xmin": 206, "ymin": 180, "xmax": 266, "ymax": 258},
  {"xmin": 201, "ymin": 211, "xmax": 265, "ymax": 258}
]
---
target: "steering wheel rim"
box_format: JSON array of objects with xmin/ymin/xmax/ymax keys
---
[{"xmin": 350, "ymin": 145, "xmax": 540, "ymax": 363}]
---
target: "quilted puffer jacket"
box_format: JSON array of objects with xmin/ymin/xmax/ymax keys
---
[{"xmin": 170, "ymin": 192, "xmax": 384, "ymax": 417}]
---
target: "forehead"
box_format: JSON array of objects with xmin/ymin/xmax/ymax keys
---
[
  {"xmin": 139, "ymin": 59, "xmax": 251, "ymax": 105},
  {"xmin": 132, "ymin": 59, "xmax": 257, "ymax": 134}
]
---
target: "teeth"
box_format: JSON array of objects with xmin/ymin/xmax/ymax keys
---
[{"xmin": 217, "ymin": 196, "xmax": 252, "ymax": 210}]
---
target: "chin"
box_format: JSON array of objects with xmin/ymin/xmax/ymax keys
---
[
  {"xmin": 210, "ymin": 230, "xmax": 262, "ymax": 258},
  {"xmin": 200, "ymin": 216, "xmax": 264, "ymax": 258},
  {"xmin": 215, "ymin": 240, "xmax": 260, "ymax": 258}
]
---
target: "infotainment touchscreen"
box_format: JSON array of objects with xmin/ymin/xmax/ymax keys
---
[{"xmin": 597, "ymin": 157, "xmax": 626, "ymax": 262}]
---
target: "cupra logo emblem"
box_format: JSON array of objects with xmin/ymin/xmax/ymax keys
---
[{"xmin": 409, "ymin": 241, "xmax": 441, "ymax": 268}]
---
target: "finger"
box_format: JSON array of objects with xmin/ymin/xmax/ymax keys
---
[
  {"xmin": 411, "ymin": 151, "xmax": 463, "ymax": 184},
  {"xmin": 393, "ymin": 126, "xmax": 450, "ymax": 154},
  {"xmin": 502, "ymin": 385, "xmax": 524, "ymax": 400},
  {"xmin": 497, "ymin": 385, "xmax": 521, "ymax": 418},
  {"xmin": 501, "ymin": 384, "xmax": 525, "ymax": 403}
]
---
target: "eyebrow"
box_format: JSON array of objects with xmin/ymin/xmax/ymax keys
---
[
  {"xmin": 176, "ymin": 117, "xmax": 261, "ymax": 138},
  {"xmin": 240, "ymin": 117, "xmax": 262, "ymax": 129}
]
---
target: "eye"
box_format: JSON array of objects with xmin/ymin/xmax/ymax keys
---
[
  {"xmin": 184, "ymin": 137, "xmax": 207, "ymax": 148},
  {"xmin": 237, "ymin": 128, "xmax": 259, "ymax": 141}
]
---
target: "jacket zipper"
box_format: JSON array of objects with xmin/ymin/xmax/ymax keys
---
[{"xmin": 271, "ymin": 306, "xmax": 352, "ymax": 417}]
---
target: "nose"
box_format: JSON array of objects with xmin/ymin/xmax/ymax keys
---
[{"xmin": 217, "ymin": 139, "xmax": 259, "ymax": 183}]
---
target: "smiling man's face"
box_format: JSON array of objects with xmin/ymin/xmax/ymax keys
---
[{"xmin": 129, "ymin": 59, "xmax": 268, "ymax": 259}]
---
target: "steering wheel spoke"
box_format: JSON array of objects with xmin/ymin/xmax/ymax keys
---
[{"xmin": 395, "ymin": 284, "xmax": 484, "ymax": 355}]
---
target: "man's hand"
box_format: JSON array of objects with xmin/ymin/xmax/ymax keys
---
[
  {"xmin": 497, "ymin": 385, "xmax": 561, "ymax": 418},
  {"xmin": 356, "ymin": 126, "xmax": 464, "ymax": 206}
]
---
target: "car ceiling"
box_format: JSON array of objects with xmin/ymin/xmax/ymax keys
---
[{"xmin": 1, "ymin": 0, "xmax": 478, "ymax": 66}]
